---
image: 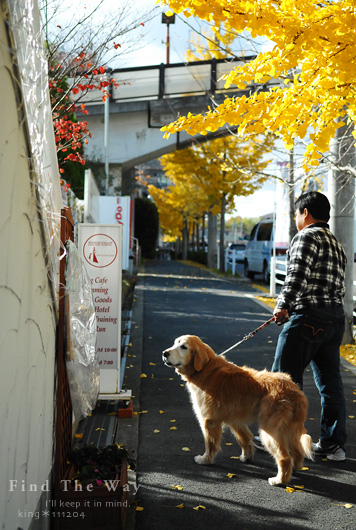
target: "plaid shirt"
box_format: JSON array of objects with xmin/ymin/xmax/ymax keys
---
[{"xmin": 276, "ymin": 222, "xmax": 346, "ymax": 312}]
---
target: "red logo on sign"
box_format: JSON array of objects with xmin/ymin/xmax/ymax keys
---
[{"xmin": 83, "ymin": 234, "xmax": 118, "ymax": 268}]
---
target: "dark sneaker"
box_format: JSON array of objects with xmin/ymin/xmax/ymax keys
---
[
  {"xmin": 252, "ymin": 435, "xmax": 267, "ymax": 451},
  {"xmin": 312, "ymin": 441, "xmax": 346, "ymax": 461}
]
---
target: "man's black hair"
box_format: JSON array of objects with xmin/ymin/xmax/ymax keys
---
[{"xmin": 295, "ymin": 191, "xmax": 330, "ymax": 222}]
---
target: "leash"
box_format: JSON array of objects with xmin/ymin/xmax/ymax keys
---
[{"xmin": 218, "ymin": 316, "xmax": 275, "ymax": 356}]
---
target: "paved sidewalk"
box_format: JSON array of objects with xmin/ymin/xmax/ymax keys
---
[{"xmin": 121, "ymin": 260, "xmax": 356, "ymax": 530}]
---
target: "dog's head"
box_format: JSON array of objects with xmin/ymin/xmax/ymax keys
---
[{"xmin": 162, "ymin": 335, "xmax": 213, "ymax": 375}]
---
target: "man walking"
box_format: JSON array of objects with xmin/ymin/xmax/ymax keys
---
[{"xmin": 272, "ymin": 191, "xmax": 347, "ymax": 461}]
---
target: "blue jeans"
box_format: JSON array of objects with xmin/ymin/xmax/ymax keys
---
[{"xmin": 272, "ymin": 307, "xmax": 347, "ymax": 447}]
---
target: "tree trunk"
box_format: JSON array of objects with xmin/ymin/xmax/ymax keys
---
[
  {"xmin": 207, "ymin": 211, "xmax": 218, "ymax": 269},
  {"xmin": 328, "ymin": 122, "xmax": 355, "ymax": 344},
  {"xmin": 182, "ymin": 219, "xmax": 188, "ymax": 261},
  {"xmin": 288, "ymin": 146, "xmax": 297, "ymax": 243},
  {"xmin": 202, "ymin": 214, "xmax": 206, "ymax": 250}
]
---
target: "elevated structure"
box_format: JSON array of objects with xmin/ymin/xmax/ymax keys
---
[{"xmin": 80, "ymin": 57, "xmax": 280, "ymax": 179}]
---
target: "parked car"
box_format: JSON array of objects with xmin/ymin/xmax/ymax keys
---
[
  {"xmin": 244, "ymin": 217, "xmax": 288, "ymax": 284},
  {"xmin": 226, "ymin": 242, "xmax": 246, "ymax": 264}
]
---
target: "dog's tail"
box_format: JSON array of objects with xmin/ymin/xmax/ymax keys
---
[{"xmin": 301, "ymin": 433, "xmax": 314, "ymax": 460}]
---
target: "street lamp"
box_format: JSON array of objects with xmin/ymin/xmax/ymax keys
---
[{"xmin": 161, "ymin": 13, "xmax": 175, "ymax": 64}]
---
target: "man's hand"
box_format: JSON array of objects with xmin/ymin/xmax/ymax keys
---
[{"xmin": 273, "ymin": 308, "xmax": 289, "ymax": 326}]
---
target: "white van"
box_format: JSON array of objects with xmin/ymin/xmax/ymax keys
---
[{"xmin": 244, "ymin": 217, "xmax": 288, "ymax": 284}]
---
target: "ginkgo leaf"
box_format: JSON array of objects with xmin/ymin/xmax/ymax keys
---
[
  {"xmin": 182, "ymin": 447, "xmax": 190, "ymax": 451},
  {"xmin": 286, "ymin": 487, "xmax": 295, "ymax": 493},
  {"xmin": 159, "ymin": 410, "xmax": 166, "ymax": 414},
  {"xmin": 171, "ymin": 484, "xmax": 183, "ymax": 490},
  {"xmin": 176, "ymin": 503, "xmax": 184, "ymax": 509},
  {"xmin": 230, "ymin": 456, "xmax": 240, "ymax": 459},
  {"xmin": 149, "ymin": 362, "xmax": 156, "ymax": 366},
  {"xmin": 294, "ymin": 485, "xmax": 305, "ymax": 490},
  {"xmin": 301, "ymin": 467, "xmax": 309, "ymax": 471},
  {"xmin": 136, "ymin": 506, "xmax": 144, "ymax": 512},
  {"xmin": 225, "ymin": 443, "xmax": 233, "ymax": 446},
  {"xmin": 170, "ymin": 419, "xmax": 176, "ymax": 422},
  {"xmin": 170, "ymin": 426, "xmax": 177, "ymax": 430},
  {"xmin": 140, "ymin": 373, "xmax": 147, "ymax": 378},
  {"xmin": 74, "ymin": 433, "xmax": 83, "ymax": 439},
  {"xmin": 332, "ymin": 503, "xmax": 353, "ymax": 509},
  {"xmin": 193, "ymin": 505, "xmax": 206, "ymax": 511},
  {"xmin": 153, "ymin": 429, "xmax": 160, "ymax": 434},
  {"xmin": 227, "ymin": 473, "xmax": 237, "ymax": 478}
]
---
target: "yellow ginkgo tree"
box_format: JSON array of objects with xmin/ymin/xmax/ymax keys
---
[
  {"xmin": 147, "ymin": 132, "xmax": 274, "ymax": 270},
  {"xmin": 161, "ymin": 0, "xmax": 356, "ymax": 173}
]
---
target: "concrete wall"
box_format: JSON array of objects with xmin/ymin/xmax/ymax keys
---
[{"xmin": 0, "ymin": 3, "xmax": 62, "ymax": 529}]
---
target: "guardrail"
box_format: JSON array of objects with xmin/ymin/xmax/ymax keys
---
[
  {"xmin": 269, "ymin": 257, "xmax": 286, "ymax": 296},
  {"xmin": 224, "ymin": 248, "xmax": 244, "ymax": 275}
]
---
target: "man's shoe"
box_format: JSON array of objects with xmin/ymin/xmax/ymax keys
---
[
  {"xmin": 312, "ymin": 441, "xmax": 346, "ymax": 461},
  {"xmin": 252, "ymin": 435, "xmax": 267, "ymax": 451}
]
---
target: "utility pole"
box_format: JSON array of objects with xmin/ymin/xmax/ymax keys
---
[{"xmin": 328, "ymin": 121, "xmax": 356, "ymax": 344}]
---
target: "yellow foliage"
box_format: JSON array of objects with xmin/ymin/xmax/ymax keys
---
[
  {"xmin": 146, "ymin": 134, "xmax": 273, "ymax": 239},
  {"xmin": 160, "ymin": 0, "xmax": 356, "ymax": 171}
]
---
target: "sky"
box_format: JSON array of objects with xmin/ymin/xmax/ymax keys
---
[{"xmin": 105, "ymin": 0, "xmax": 270, "ymax": 69}]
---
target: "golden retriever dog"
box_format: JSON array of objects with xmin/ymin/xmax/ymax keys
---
[{"xmin": 162, "ymin": 335, "xmax": 313, "ymax": 486}]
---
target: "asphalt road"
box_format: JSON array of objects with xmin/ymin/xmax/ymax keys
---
[{"xmin": 127, "ymin": 260, "xmax": 356, "ymax": 530}]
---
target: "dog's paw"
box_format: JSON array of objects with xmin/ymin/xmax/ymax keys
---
[
  {"xmin": 268, "ymin": 476, "xmax": 282, "ymax": 486},
  {"xmin": 240, "ymin": 453, "xmax": 253, "ymax": 463},
  {"xmin": 194, "ymin": 454, "xmax": 211, "ymax": 465},
  {"xmin": 240, "ymin": 445, "xmax": 254, "ymax": 463}
]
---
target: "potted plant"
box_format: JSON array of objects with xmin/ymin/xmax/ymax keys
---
[{"xmin": 55, "ymin": 444, "xmax": 130, "ymax": 530}]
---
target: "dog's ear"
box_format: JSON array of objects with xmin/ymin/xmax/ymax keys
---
[{"xmin": 193, "ymin": 342, "xmax": 210, "ymax": 372}]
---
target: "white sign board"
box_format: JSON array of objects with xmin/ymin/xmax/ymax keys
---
[
  {"xmin": 99, "ymin": 196, "xmax": 131, "ymax": 270},
  {"xmin": 78, "ymin": 224, "xmax": 122, "ymax": 395}
]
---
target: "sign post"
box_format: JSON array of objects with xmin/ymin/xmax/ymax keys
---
[{"xmin": 78, "ymin": 224, "xmax": 130, "ymax": 398}]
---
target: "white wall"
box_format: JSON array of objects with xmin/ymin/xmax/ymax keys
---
[{"xmin": 0, "ymin": 3, "xmax": 62, "ymax": 529}]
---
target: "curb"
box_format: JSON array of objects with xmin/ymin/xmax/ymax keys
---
[{"xmin": 115, "ymin": 268, "xmax": 144, "ymax": 529}]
